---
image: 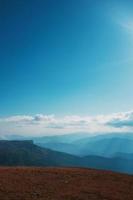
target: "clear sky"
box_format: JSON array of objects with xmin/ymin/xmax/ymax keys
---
[{"xmin": 1, "ymin": 0, "xmax": 133, "ymax": 135}]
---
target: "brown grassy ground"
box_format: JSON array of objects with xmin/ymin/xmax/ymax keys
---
[{"xmin": 0, "ymin": 167, "xmax": 133, "ymax": 200}]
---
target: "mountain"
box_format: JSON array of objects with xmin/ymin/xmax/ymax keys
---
[
  {"xmin": 111, "ymin": 152, "xmax": 133, "ymax": 160},
  {"xmin": 32, "ymin": 132, "xmax": 91, "ymax": 143},
  {"xmin": 0, "ymin": 140, "xmax": 133, "ymax": 174},
  {"xmin": 4, "ymin": 133, "xmax": 133, "ymax": 159},
  {"xmin": 74, "ymin": 137, "xmax": 133, "ymax": 157},
  {"xmin": 71, "ymin": 133, "xmax": 133, "ymax": 156},
  {"xmin": 83, "ymin": 155, "xmax": 133, "ymax": 174},
  {"xmin": 0, "ymin": 140, "xmax": 81, "ymax": 167},
  {"xmin": 37, "ymin": 142, "xmax": 79, "ymax": 155},
  {"xmin": 35, "ymin": 133, "xmax": 133, "ymax": 157}
]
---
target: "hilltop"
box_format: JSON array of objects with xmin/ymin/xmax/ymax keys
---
[{"xmin": 0, "ymin": 167, "xmax": 133, "ymax": 200}]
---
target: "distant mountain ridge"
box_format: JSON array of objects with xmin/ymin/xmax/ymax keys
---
[
  {"xmin": 3, "ymin": 133, "xmax": 133, "ymax": 157},
  {"xmin": 31, "ymin": 133, "xmax": 133, "ymax": 157},
  {"xmin": 0, "ymin": 140, "xmax": 133, "ymax": 174}
]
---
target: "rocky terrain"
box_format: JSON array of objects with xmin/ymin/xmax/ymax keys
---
[{"xmin": 0, "ymin": 167, "xmax": 133, "ymax": 200}]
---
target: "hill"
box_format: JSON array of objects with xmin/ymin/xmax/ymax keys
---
[
  {"xmin": 0, "ymin": 167, "xmax": 133, "ymax": 200},
  {"xmin": 34, "ymin": 133, "xmax": 133, "ymax": 157},
  {"xmin": 0, "ymin": 140, "xmax": 133, "ymax": 174},
  {"xmin": 75, "ymin": 137, "xmax": 133, "ymax": 157},
  {"xmin": 5, "ymin": 133, "xmax": 133, "ymax": 157},
  {"xmin": 0, "ymin": 140, "xmax": 81, "ymax": 167}
]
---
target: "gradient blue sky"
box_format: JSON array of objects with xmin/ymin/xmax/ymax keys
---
[{"xmin": 1, "ymin": 0, "xmax": 133, "ymax": 117}]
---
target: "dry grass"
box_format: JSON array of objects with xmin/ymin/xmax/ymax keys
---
[{"xmin": 0, "ymin": 167, "xmax": 133, "ymax": 200}]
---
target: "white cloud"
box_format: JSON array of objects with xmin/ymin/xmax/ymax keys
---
[
  {"xmin": 0, "ymin": 111, "xmax": 133, "ymax": 136},
  {"xmin": 2, "ymin": 115, "xmax": 34, "ymax": 123},
  {"xmin": 105, "ymin": 110, "xmax": 133, "ymax": 128}
]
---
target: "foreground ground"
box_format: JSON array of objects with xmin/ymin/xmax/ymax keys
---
[{"xmin": 0, "ymin": 167, "xmax": 133, "ymax": 200}]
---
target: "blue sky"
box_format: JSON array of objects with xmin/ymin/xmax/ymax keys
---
[{"xmin": 1, "ymin": 0, "xmax": 133, "ymax": 119}]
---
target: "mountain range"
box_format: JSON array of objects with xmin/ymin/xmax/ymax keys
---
[
  {"xmin": 0, "ymin": 138, "xmax": 133, "ymax": 174},
  {"xmin": 5, "ymin": 132, "xmax": 131, "ymax": 158},
  {"xmin": 32, "ymin": 132, "xmax": 133, "ymax": 157}
]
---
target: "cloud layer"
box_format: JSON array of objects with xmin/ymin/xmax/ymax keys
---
[
  {"xmin": 106, "ymin": 111, "xmax": 133, "ymax": 127},
  {"xmin": 0, "ymin": 110, "xmax": 133, "ymax": 136}
]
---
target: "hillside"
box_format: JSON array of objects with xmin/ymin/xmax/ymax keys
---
[
  {"xmin": 0, "ymin": 167, "xmax": 133, "ymax": 200},
  {"xmin": 5, "ymin": 133, "xmax": 133, "ymax": 157},
  {"xmin": 35, "ymin": 133, "xmax": 133, "ymax": 157},
  {"xmin": 0, "ymin": 140, "xmax": 133, "ymax": 174},
  {"xmin": 0, "ymin": 140, "xmax": 81, "ymax": 167}
]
